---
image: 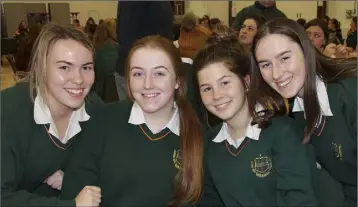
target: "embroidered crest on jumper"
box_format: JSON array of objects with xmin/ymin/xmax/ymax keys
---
[
  {"xmin": 332, "ymin": 142, "xmax": 343, "ymax": 160},
  {"xmin": 251, "ymin": 154, "xmax": 272, "ymax": 178},
  {"xmin": 173, "ymin": 149, "xmax": 181, "ymax": 169}
]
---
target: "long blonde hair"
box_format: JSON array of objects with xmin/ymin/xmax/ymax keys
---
[{"xmin": 28, "ymin": 23, "xmax": 94, "ymax": 101}]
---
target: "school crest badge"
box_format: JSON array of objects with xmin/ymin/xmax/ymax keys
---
[
  {"xmin": 332, "ymin": 142, "xmax": 343, "ymax": 160},
  {"xmin": 251, "ymin": 154, "xmax": 272, "ymax": 178},
  {"xmin": 173, "ymin": 149, "xmax": 181, "ymax": 169}
]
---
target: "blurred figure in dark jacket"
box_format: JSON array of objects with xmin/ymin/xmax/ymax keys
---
[
  {"xmin": 115, "ymin": 1, "xmax": 174, "ymax": 100},
  {"xmin": 15, "ymin": 24, "xmax": 41, "ymax": 72}
]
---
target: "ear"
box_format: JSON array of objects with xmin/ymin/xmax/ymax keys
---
[{"xmin": 175, "ymin": 81, "xmax": 179, "ymax": 90}]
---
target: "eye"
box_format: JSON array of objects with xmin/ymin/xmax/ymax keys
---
[
  {"xmin": 222, "ymin": 81, "xmax": 230, "ymax": 86},
  {"xmin": 59, "ymin": 66, "xmax": 69, "ymax": 70},
  {"xmin": 281, "ymin": 56, "xmax": 290, "ymax": 62},
  {"xmin": 314, "ymin": 34, "xmax": 321, "ymax": 38},
  {"xmin": 248, "ymin": 27, "xmax": 253, "ymax": 32},
  {"xmin": 132, "ymin": 71, "xmax": 143, "ymax": 77},
  {"xmin": 201, "ymin": 86, "xmax": 212, "ymax": 92},
  {"xmin": 83, "ymin": 66, "xmax": 93, "ymax": 71},
  {"xmin": 155, "ymin": 71, "xmax": 166, "ymax": 77},
  {"xmin": 259, "ymin": 63, "xmax": 271, "ymax": 69}
]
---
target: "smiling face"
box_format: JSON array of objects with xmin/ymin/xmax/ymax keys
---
[
  {"xmin": 46, "ymin": 39, "xmax": 95, "ymax": 111},
  {"xmin": 239, "ymin": 19, "xmax": 258, "ymax": 45},
  {"xmin": 198, "ymin": 62, "xmax": 248, "ymax": 121},
  {"xmin": 129, "ymin": 47, "xmax": 179, "ymax": 114},
  {"xmin": 255, "ymin": 34, "xmax": 306, "ymax": 98}
]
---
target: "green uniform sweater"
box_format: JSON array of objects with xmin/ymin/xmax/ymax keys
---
[
  {"xmin": 61, "ymin": 101, "xmax": 203, "ymax": 206},
  {"xmin": 200, "ymin": 116, "xmax": 317, "ymax": 206},
  {"xmin": 1, "ymin": 82, "xmax": 103, "ymax": 206},
  {"xmin": 293, "ymin": 78, "xmax": 357, "ymax": 206}
]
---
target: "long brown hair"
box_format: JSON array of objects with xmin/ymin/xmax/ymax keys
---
[
  {"xmin": 92, "ymin": 22, "xmax": 117, "ymax": 47},
  {"xmin": 252, "ymin": 18, "xmax": 357, "ymax": 143},
  {"xmin": 125, "ymin": 35, "xmax": 203, "ymax": 205},
  {"xmin": 28, "ymin": 23, "xmax": 94, "ymax": 101},
  {"xmin": 193, "ymin": 26, "xmax": 287, "ymax": 128}
]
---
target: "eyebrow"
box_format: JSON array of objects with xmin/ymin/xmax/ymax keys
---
[
  {"xmin": 199, "ymin": 75, "xmax": 232, "ymax": 88},
  {"xmin": 56, "ymin": 60, "xmax": 94, "ymax": 66},
  {"xmin": 257, "ymin": 50, "xmax": 291, "ymax": 64},
  {"xmin": 130, "ymin": 65, "xmax": 169, "ymax": 71}
]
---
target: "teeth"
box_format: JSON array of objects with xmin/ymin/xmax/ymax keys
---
[
  {"xmin": 278, "ymin": 77, "xmax": 292, "ymax": 87},
  {"xmin": 143, "ymin": 93, "xmax": 159, "ymax": 98},
  {"xmin": 216, "ymin": 102, "xmax": 230, "ymax": 109},
  {"xmin": 66, "ymin": 89, "xmax": 83, "ymax": 94}
]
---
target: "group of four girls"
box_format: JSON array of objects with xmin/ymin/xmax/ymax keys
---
[{"xmin": 1, "ymin": 18, "xmax": 356, "ymax": 206}]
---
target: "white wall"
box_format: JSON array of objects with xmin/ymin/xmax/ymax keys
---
[
  {"xmin": 2, "ymin": 1, "xmax": 117, "ymax": 25},
  {"xmin": 186, "ymin": 1, "xmax": 229, "ymax": 25}
]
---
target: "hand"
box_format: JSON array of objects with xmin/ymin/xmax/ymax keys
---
[
  {"xmin": 44, "ymin": 170, "xmax": 64, "ymax": 190},
  {"xmin": 334, "ymin": 44, "xmax": 349, "ymax": 58},
  {"xmin": 75, "ymin": 186, "xmax": 101, "ymax": 207},
  {"xmin": 323, "ymin": 43, "xmax": 337, "ymax": 57}
]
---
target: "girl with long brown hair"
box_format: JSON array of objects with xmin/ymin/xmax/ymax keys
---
[
  {"xmin": 193, "ymin": 28, "xmax": 316, "ymax": 206},
  {"xmin": 61, "ymin": 35, "xmax": 204, "ymax": 206},
  {"xmin": 252, "ymin": 18, "xmax": 357, "ymax": 206}
]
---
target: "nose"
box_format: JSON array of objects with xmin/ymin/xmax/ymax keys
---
[
  {"xmin": 308, "ymin": 34, "xmax": 314, "ymax": 42},
  {"xmin": 212, "ymin": 88, "xmax": 223, "ymax": 101},
  {"xmin": 144, "ymin": 75, "xmax": 153, "ymax": 89},
  {"xmin": 272, "ymin": 64, "xmax": 284, "ymax": 81},
  {"xmin": 71, "ymin": 69, "xmax": 84, "ymax": 85}
]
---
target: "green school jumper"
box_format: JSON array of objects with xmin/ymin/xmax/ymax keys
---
[
  {"xmin": 61, "ymin": 101, "xmax": 200, "ymax": 206},
  {"xmin": 1, "ymin": 82, "xmax": 103, "ymax": 206},
  {"xmin": 200, "ymin": 116, "xmax": 317, "ymax": 206},
  {"xmin": 293, "ymin": 78, "xmax": 357, "ymax": 206}
]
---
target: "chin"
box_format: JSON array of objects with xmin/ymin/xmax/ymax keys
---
[{"xmin": 64, "ymin": 100, "xmax": 85, "ymax": 110}]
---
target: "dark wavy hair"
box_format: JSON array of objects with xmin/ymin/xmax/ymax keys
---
[{"xmin": 193, "ymin": 26, "xmax": 287, "ymax": 128}]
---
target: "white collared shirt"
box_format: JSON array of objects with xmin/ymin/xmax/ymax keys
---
[
  {"xmin": 213, "ymin": 104, "xmax": 264, "ymax": 149},
  {"xmin": 292, "ymin": 76, "xmax": 333, "ymax": 121},
  {"xmin": 128, "ymin": 102, "xmax": 180, "ymax": 136},
  {"xmin": 33, "ymin": 95, "xmax": 90, "ymax": 144},
  {"xmin": 181, "ymin": 57, "xmax": 193, "ymax": 64}
]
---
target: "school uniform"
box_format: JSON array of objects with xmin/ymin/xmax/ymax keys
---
[
  {"xmin": 1, "ymin": 82, "xmax": 102, "ymax": 206},
  {"xmin": 61, "ymin": 100, "xmax": 199, "ymax": 206},
  {"xmin": 200, "ymin": 105, "xmax": 317, "ymax": 206},
  {"xmin": 293, "ymin": 77, "xmax": 357, "ymax": 206}
]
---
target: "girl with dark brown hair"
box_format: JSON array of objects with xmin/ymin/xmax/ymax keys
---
[
  {"xmin": 61, "ymin": 35, "xmax": 204, "ymax": 206},
  {"xmin": 252, "ymin": 18, "xmax": 357, "ymax": 206},
  {"xmin": 193, "ymin": 28, "xmax": 316, "ymax": 206}
]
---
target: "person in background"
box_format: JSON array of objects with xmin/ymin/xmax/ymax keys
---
[
  {"xmin": 328, "ymin": 18, "xmax": 344, "ymax": 44},
  {"xmin": 323, "ymin": 15, "xmax": 330, "ymax": 24},
  {"xmin": 61, "ymin": 35, "xmax": 204, "ymax": 206},
  {"xmin": 209, "ymin": 18, "xmax": 223, "ymax": 33},
  {"xmin": 297, "ymin": 18, "xmax": 306, "ymax": 27},
  {"xmin": 305, "ymin": 18, "xmax": 350, "ymax": 58},
  {"xmin": 92, "ymin": 22, "xmax": 119, "ymax": 101},
  {"xmin": 199, "ymin": 15, "xmax": 211, "ymax": 30},
  {"xmin": 231, "ymin": 0, "xmax": 286, "ymax": 31},
  {"xmin": 346, "ymin": 16, "xmax": 357, "ymax": 51},
  {"xmin": 15, "ymin": 24, "xmax": 42, "ymax": 73},
  {"xmin": 115, "ymin": 1, "xmax": 174, "ymax": 100},
  {"xmin": 98, "ymin": 19, "xmax": 104, "ymax": 25},
  {"xmin": 15, "ymin": 21, "xmax": 29, "ymax": 39},
  {"xmin": 252, "ymin": 18, "xmax": 357, "ymax": 206},
  {"xmin": 178, "ymin": 12, "xmax": 212, "ymax": 59},
  {"xmin": 84, "ymin": 17, "xmax": 97, "ymax": 40},
  {"xmin": 2, "ymin": 23, "xmax": 103, "ymax": 207},
  {"xmin": 238, "ymin": 14, "xmax": 266, "ymax": 48},
  {"xmin": 73, "ymin": 19, "xmax": 83, "ymax": 31}
]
